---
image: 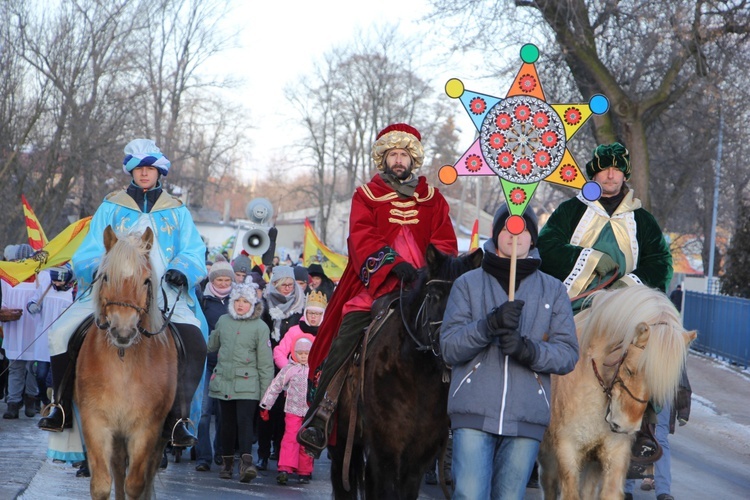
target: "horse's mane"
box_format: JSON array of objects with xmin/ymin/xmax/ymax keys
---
[
  {"xmin": 577, "ymin": 285, "xmax": 688, "ymax": 406},
  {"xmin": 93, "ymin": 231, "xmax": 164, "ymax": 333}
]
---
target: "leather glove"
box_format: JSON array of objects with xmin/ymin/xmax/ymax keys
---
[
  {"xmin": 26, "ymin": 301, "xmax": 42, "ymax": 315},
  {"xmin": 595, "ymin": 254, "xmax": 617, "ymax": 277},
  {"xmin": 497, "ymin": 328, "xmax": 537, "ymax": 366},
  {"xmin": 165, "ymin": 269, "xmax": 187, "ymax": 288},
  {"xmin": 391, "ymin": 262, "xmax": 418, "ymax": 284},
  {"xmin": 259, "ymin": 409, "xmax": 270, "ymax": 421},
  {"xmin": 487, "ymin": 300, "xmax": 525, "ymax": 333}
]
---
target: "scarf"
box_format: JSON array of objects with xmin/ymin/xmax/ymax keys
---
[
  {"xmin": 207, "ymin": 282, "xmax": 232, "ymax": 298},
  {"xmin": 299, "ymin": 320, "xmax": 319, "ymax": 336},
  {"xmin": 482, "ymin": 250, "xmax": 541, "ymax": 295},
  {"xmin": 264, "ymin": 284, "xmax": 305, "ymax": 341},
  {"xmin": 598, "ymin": 185, "xmax": 629, "ymax": 216},
  {"xmin": 380, "ymin": 172, "xmax": 419, "ymax": 198}
]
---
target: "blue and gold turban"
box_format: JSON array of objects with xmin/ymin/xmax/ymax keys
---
[{"xmin": 122, "ymin": 138, "xmax": 171, "ymax": 177}]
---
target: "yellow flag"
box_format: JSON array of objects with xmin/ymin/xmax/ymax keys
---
[
  {"xmin": 469, "ymin": 219, "xmax": 480, "ymax": 251},
  {"xmin": 22, "ymin": 195, "xmax": 48, "ymax": 250},
  {"xmin": 303, "ymin": 218, "xmax": 348, "ymax": 282},
  {"xmin": 0, "ymin": 216, "xmax": 92, "ymax": 286}
]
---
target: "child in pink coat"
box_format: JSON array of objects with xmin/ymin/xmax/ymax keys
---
[
  {"xmin": 273, "ymin": 291, "xmax": 326, "ymax": 369},
  {"xmin": 260, "ymin": 333, "xmax": 315, "ymax": 485}
]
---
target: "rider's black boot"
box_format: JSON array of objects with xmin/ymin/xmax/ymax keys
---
[{"xmin": 38, "ymin": 354, "xmax": 74, "ymax": 431}]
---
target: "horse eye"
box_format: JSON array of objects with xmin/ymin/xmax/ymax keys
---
[
  {"xmin": 144, "ymin": 278, "xmax": 151, "ymax": 286},
  {"xmin": 102, "ymin": 274, "xmax": 108, "ymax": 283},
  {"xmin": 624, "ymin": 367, "xmax": 634, "ymax": 376}
]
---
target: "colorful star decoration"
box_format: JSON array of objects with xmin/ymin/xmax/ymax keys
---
[{"xmin": 439, "ymin": 43, "xmax": 610, "ymax": 235}]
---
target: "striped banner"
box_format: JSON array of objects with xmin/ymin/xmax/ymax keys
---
[{"xmin": 21, "ymin": 194, "xmax": 48, "ymax": 250}]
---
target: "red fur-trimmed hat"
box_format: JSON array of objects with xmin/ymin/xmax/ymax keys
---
[{"xmin": 372, "ymin": 123, "xmax": 424, "ymax": 171}]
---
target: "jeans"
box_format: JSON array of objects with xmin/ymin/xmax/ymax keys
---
[
  {"xmin": 196, "ymin": 366, "xmax": 220, "ymax": 464},
  {"xmin": 452, "ymin": 427, "xmax": 539, "ymax": 500},
  {"xmin": 626, "ymin": 399, "xmax": 672, "ymax": 496},
  {"xmin": 7, "ymin": 360, "xmax": 39, "ymax": 404}
]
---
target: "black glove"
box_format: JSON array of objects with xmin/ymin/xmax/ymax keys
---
[
  {"xmin": 595, "ymin": 254, "xmax": 617, "ymax": 277},
  {"xmin": 267, "ymin": 226, "xmax": 278, "ymax": 241},
  {"xmin": 496, "ymin": 328, "xmax": 537, "ymax": 366},
  {"xmin": 391, "ymin": 262, "xmax": 418, "ymax": 284},
  {"xmin": 165, "ymin": 269, "xmax": 187, "ymax": 288},
  {"xmin": 487, "ymin": 300, "xmax": 525, "ymax": 332}
]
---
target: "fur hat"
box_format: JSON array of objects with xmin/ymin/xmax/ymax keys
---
[
  {"xmin": 307, "ymin": 263, "xmax": 326, "ymax": 278},
  {"xmin": 585, "ymin": 142, "xmax": 631, "ymax": 181},
  {"xmin": 293, "ymin": 266, "xmax": 309, "ymax": 282},
  {"xmin": 270, "ymin": 265, "xmax": 294, "ymax": 284},
  {"xmin": 232, "ymin": 254, "xmax": 252, "ymax": 274},
  {"xmin": 228, "ymin": 282, "xmax": 260, "ymax": 320},
  {"xmin": 208, "ymin": 261, "xmax": 234, "ymax": 282},
  {"xmin": 372, "ymin": 123, "xmax": 424, "ymax": 172},
  {"xmin": 122, "ymin": 138, "xmax": 171, "ymax": 177},
  {"xmin": 491, "ymin": 205, "xmax": 539, "ymax": 248}
]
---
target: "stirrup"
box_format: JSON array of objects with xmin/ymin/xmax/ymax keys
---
[
  {"xmin": 170, "ymin": 417, "xmax": 196, "ymax": 445},
  {"xmin": 39, "ymin": 403, "xmax": 67, "ymax": 432}
]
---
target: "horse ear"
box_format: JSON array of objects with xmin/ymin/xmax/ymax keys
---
[
  {"xmin": 633, "ymin": 322, "xmax": 651, "ymax": 349},
  {"xmin": 468, "ymin": 248, "xmax": 483, "ymax": 269},
  {"xmin": 425, "ymin": 244, "xmax": 445, "ymax": 276},
  {"xmin": 141, "ymin": 227, "xmax": 154, "ymax": 251},
  {"xmin": 104, "ymin": 225, "xmax": 117, "ymax": 252},
  {"xmin": 683, "ymin": 330, "xmax": 697, "ymax": 346}
]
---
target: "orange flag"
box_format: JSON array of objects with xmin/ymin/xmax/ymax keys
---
[
  {"xmin": 469, "ymin": 219, "xmax": 480, "ymax": 251},
  {"xmin": 21, "ymin": 195, "xmax": 48, "ymax": 250}
]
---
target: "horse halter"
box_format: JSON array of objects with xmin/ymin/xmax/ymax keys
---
[
  {"xmin": 591, "ymin": 343, "xmax": 649, "ymax": 406},
  {"xmin": 399, "ymin": 277, "xmax": 452, "ymax": 356},
  {"xmin": 94, "ymin": 275, "xmax": 177, "ymax": 339}
]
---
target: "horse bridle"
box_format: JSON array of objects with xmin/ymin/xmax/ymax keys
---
[
  {"xmin": 94, "ymin": 275, "xmax": 179, "ymax": 338},
  {"xmin": 591, "ymin": 343, "xmax": 649, "ymax": 406},
  {"xmin": 399, "ymin": 277, "xmax": 452, "ymax": 356}
]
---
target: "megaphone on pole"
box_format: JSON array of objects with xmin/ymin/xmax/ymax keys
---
[{"xmin": 241, "ymin": 198, "xmax": 274, "ymax": 256}]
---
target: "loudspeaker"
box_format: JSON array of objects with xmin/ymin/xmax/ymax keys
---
[{"xmin": 241, "ymin": 198, "xmax": 274, "ymax": 255}]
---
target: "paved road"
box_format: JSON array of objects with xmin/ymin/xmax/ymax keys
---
[{"xmin": 2, "ymin": 352, "xmax": 749, "ymax": 499}]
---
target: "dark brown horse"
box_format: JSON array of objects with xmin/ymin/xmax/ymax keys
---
[
  {"xmin": 76, "ymin": 226, "xmax": 177, "ymax": 500},
  {"xmin": 330, "ymin": 245, "xmax": 482, "ymax": 499}
]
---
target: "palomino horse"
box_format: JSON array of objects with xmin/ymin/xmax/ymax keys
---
[
  {"xmin": 538, "ymin": 285, "xmax": 696, "ymax": 499},
  {"xmin": 75, "ymin": 226, "xmax": 177, "ymax": 500},
  {"xmin": 330, "ymin": 245, "xmax": 482, "ymax": 499}
]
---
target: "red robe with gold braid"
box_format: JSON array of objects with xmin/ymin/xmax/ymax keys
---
[{"xmin": 307, "ymin": 174, "xmax": 458, "ymax": 375}]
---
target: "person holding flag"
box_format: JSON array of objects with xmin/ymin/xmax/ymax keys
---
[
  {"xmin": 439, "ymin": 205, "xmax": 578, "ymax": 499},
  {"xmin": 39, "ymin": 138, "xmax": 207, "ymax": 452}
]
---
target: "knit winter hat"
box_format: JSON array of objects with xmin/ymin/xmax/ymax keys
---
[
  {"xmin": 294, "ymin": 266, "xmax": 309, "ymax": 282},
  {"xmin": 290, "ymin": 333, "xmax": 315, "ymax": 363},
  {"xmin": 270, "ymin": 265, "xmax": 294, "ymax": 284},
  {"xmin": 232, "ymin": 254, "xmax": 252, "ymax": 274},
  {"xmin": 585, "ymin": 142, "xmax": 631, "ymax": 181},
  {"xmin": 372, "ymin": 123, "xmax": 425, "ymax": 172},
  {"xmin": 5, "ymin": 243, "xmax": 34, "ymax": 261},
  {"xmin": 49, "ymin": 264, "xmax": 74, "ymax": 284},
  {"xmin": 491, "ymin": 205, "xmax": 539, "ymax": 248},
  {"xmin": 208, "ymin": 261, "xmax": 234, "ymax": 282},
  {"xmin": 122, "ymin": 138, "xmax": 171, "ymax": 177}
]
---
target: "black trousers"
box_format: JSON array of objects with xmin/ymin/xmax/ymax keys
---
[
  {"xmin": 219, "ymin": 399, "xmax": 258, "ymax": 457},
  {"xmin": 168, "ymin": 323, "xmax": 207, "ymax": 422}
]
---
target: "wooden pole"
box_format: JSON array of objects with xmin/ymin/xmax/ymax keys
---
[{"xmin": 509, "ymin": 234, "xmax": 517, "ymax": 302}]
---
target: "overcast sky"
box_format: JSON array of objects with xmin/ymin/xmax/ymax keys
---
[{"xmin": 208, "ymin": 0, "xmax": 490, "ymax": 181}]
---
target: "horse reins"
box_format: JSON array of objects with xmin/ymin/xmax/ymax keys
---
[
  {"xmin": 591, "ymin": 343, "xmax": 649, "ymax": 405},
  {"xmin": 399, "ymin": 277, "xmax": 452, "ymax": 355}
]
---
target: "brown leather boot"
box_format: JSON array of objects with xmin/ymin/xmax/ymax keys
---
[
  {"xmin": 238, "ymin": 454, "xmax": 257, "ymax": 483},
  {"xmin": 219, "ymin": 456, "xmax": 234, "ymax": 479}
]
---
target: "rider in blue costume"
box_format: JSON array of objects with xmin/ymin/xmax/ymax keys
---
[{"xmin": 39, "ymin": 139, "xmax": 208, "ymax": 448}]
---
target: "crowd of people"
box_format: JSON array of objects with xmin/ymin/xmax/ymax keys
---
[{"xmin": 0, "ymin": 131, "xmax": 688, "ymax": 499}]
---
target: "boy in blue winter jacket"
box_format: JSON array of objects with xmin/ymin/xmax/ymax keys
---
[{"xmin": 440, "ymin": 205, "xmax": 579, "ymax": 500}]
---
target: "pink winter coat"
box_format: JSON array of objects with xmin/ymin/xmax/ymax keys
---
[{"xmin": 260, "ymin": 360, "xmax": 309, "ymax": 417}]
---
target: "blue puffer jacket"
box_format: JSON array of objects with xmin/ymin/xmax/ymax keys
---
[{"xmin": 440, "ymin": 241, "xmax": 579, "ymax": 441}]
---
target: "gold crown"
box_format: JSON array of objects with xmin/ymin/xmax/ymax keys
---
[{"xmin": 306, "ymin": 290, "xmax": 328, "ymax": 309}]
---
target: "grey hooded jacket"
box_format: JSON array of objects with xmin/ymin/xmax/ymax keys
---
[{"xmin": 441, "ymin": 241, "xmax": 579, "ymax": 441}]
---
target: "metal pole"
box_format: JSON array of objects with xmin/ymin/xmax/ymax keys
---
[{"xmin": 707, "ymin": 106, "xmax": 723, "ymax": 293}]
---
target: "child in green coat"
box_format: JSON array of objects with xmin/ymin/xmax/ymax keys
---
[{"xmin": 207, "ymin": 282, "xmax": 273, "ymax": 483}]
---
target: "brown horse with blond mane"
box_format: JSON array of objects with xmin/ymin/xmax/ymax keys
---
[{"xmin": 75, "ymin": 226, "xmax": 177, "ymax": 500}]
